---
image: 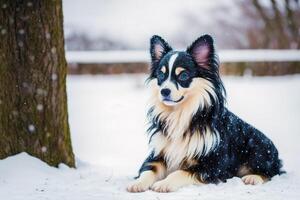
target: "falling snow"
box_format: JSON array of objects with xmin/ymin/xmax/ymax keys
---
[
  {"xmin": 37, "ymin": 104, "xmax": 43, "ymax": 111},
  {"xmin": 41, "ymin": 146, "xmax": 47, "ymax": 153},
  {"xmin": 28, "ymin": 124, "xmax": 35, "ymax": 133},
  {"xmin": 18, "ymin": 29, "xmax": 25, "ymax": 34},
  {"xmin": 51, "ymin": 73, "xmax": 58, "ymax": 81},
  {"xmin": 51, "ymin": 47, "xmax": 56, "ymax": 54},
  {"xmin": 29, "ymin": 55, "xmax": 35, "ymax": 61},
  {"xmin": 1, "ymin": 28, "xmax": 7, "ymax": 35},
  {"xmin": 27, "ymin": 2, "xmax": 32, "ymax": 7},
  {"xmin": 18, "ymin": 41, "xmax": 24, "ymax": 47},
  {"xmin": 45, "ymin": 32, "xmax": 51, "ymax": 39}
]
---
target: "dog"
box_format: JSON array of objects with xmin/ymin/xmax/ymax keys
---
[{"xmin": 127, "ymin": 34, "xmax": 283, "ymax": 193}]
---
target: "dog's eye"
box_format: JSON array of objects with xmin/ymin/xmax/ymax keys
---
[
  {"xmin": 178, "ymin": 71, "xmax": 190, "ymax": 81},
  {"xmin": 157, "ymin": 71, "xmax": 165, "ymax": 80}
]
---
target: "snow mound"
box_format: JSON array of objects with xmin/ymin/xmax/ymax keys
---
[
  {"xmin": 0, "ymin": 152, "xmax": 57, "ymax": 180},
  {"xmin": 0, "ymin": 153, "xmax": 299, "ymax": 200}
]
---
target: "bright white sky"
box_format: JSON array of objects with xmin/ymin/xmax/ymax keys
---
[{"xmin": 62, "ymin": 0, "xmax": 237, "ymax": 49}]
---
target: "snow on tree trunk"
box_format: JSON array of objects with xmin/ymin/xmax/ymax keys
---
[{"xmin": 0, "ymin": 0, "xmax": 75, "ymax": 167}]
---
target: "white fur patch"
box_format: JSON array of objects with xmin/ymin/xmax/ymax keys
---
[
  {"xmin": 242, "ymin": 174, "xmax": 266, "ymax": 185},
  {"xmin": 148, "ymin": 77, "xmax": 220, "ymax": 171},
  {"xmin": 150, "ymin": 128, "xmax": 219, "ymax": 171},
  {"xmin": 151, "ymin": 170, "xmax": 201, "ymax": 192},
  {"xmin": 168, "ymin": 53, "xmax": 178, "ymax": 78},
  {"xmin": 149, "ymin": 78, "xmax": 218, "ymax": 139},
  {"xmin": 127, "ymin": 171, "xmax": 156, "ymax": 192}
]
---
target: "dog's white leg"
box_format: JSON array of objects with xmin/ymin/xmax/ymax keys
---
[
  {"xmin": 127, "ymin": 162, "xmax": 166, "ymax": 193},
  {"xmin": 242, "ymin": 174, "xmax": 267, "ymax": 185},
  {"xmin": 126, "ymin": 171, "xmax": 157, "ymax": 193},
  {"xmin": 151, "ymin": 170, "xmax": 202, "ymax": 192}
]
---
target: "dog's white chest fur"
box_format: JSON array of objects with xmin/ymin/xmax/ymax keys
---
[
  {"xmin": 150, "ymin": 129, "xmax": 219, "ymax": 172},
  {"xmin": 148, "ymin": 78, "xmax": 220, "ymax": 171}
]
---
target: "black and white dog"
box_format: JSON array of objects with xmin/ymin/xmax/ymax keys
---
[{"xmin": 127, "ymin": 35, "xmax": 283, "ymax": 193}]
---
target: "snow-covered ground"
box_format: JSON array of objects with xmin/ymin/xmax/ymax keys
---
[{"xmin": 1, "ymin": 74, "xmax": 300, "ymax": 200}]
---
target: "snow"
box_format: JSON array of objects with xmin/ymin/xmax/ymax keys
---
[
  {"xmin": 28, "ymin": 124, "xmax": 36, "ymax": 133},
  {"xmin": 37, "ymin": 104, "xmax": 43, "ymax": 111},
  {"xmin": 1, "ymin": 74, "xmax": 300, "ymax": 199},
  {"xmin": 66, "ymin": 50, "xmax": 300, "ymax": 64},
  {"xmin": 51, "ymin": 73, "xmax": 58, "ymax": 81},
  {"xmin": 18, "ymin": 29, "xmax": 25, "ymax": 35}
]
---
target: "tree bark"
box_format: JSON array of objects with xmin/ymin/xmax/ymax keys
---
[{"xmin": 0, "ymin": 0, "xmax": 75, "ymax": 167}]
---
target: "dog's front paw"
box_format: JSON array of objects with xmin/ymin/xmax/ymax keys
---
[
  {"xmin": 151, "ymin": 179, "xmax": 179, "ymax": 193},
  {"xmin": 242, "ymin": 174, "xmax": 265, "ymax": 185},
  {"xmin": 126, "ymin": 180, "xmax": 152, "ymax": 193}
]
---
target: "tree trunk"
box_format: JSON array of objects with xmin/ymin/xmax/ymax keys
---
[{"xmin": 0, "ymin": 0, "xmax": 75, "ymax": 167}]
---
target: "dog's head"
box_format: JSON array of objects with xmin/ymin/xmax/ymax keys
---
[{"xmin": 148, "ymin": 34, "xmax": 224, "ymax": 109}]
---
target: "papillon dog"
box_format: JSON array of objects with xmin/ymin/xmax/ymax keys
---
[{"xmin": 127, "ymin": 34, "xmax": 283, "ymax": 193}]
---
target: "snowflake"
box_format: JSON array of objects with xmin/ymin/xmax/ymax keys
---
[
  {"xmin": 37, "ymin": 104, "xmax": 43, "ymax": 111},
  {"xmin": 28, "ymin": 124, "xmax": 36, "ymax": 133},
  {"xmin": 18, "ymin": 29, "xmax": 25, "ymax": 34},
  {"xmin": 41, "ymin": 146, "xmax": 47, "ymax": 153},
  {"xmin": 1, "ymin": 29, "xmax": 7, "ymax": 35},
  {"xmin": 51, "ymin": 73, "xmax": 58, "ymax": 81}
]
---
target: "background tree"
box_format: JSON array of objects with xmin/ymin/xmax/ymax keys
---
[
  {"xmin": 0, "ymin": 0, "xmax": 75, "ymax": 167},
  {"xmin": 237, "ymin": 0, "xmax": 300, "ymax": 49}
]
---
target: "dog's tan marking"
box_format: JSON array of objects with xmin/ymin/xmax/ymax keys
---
[
  {"xmin": 237, "ymin": 165, "xmax": 252, "ymax": 177},
  {"xmin": 181, "ymin": 158, "xmax": 198, "ymax": 169},
  {"xmin": 127, "ymin": 163, "xmax": 166, "ymax": 193},
  {"xmin": 161, "ymin": 66, "xmax": 166, "ymax": 73},
  {"xmin": 147, "ymin": 162, "xmax": 166, "ymax": 180},
  {"xmin": 242, "ymin": 174, "xmax": 267, "ymax": 185},
  {"xmin": 151, "ymin": 170, "xmax": 201, "ymax": 192},
  {"xmin": 175, "ymin": 67, "xmax": 185, "ymax": 75}
]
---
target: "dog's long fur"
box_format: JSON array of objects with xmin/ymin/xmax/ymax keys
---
[{"xmin": 127, "ymin": 34, "xmax": 283, "ymax": 192}]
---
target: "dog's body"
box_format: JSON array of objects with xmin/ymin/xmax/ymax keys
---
[{"xmin": 127, "ymin": 35, "xmax": 283, "ymax": 193}]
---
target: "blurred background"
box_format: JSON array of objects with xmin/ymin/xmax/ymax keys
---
[
  {"xmin": 63, "ymin": 0, "xmax": 300, "ymax": 75},
  {"xmin": 63, "ymin": 0, "xmax": 300, "ymax": 50}
]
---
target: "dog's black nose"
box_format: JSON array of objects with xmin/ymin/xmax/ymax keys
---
[{"xmin": 161, "ymin": 88, "xmax": 171, "ymax": 97}]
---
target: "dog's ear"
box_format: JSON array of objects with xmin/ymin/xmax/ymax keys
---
[
  {"xmin": 186, "ymin": 34, "xmax": 215, "ymax": 69},
  {"xmin": 150, "ymin": 35, "xmax": 172, "ymax": 64}
]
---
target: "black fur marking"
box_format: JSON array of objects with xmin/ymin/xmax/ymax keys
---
[
  {"xmin": 137, "ymin": 34, "xmax": 284, "ymax": 183},
  {"xmin": 186, "ymin": 34, "xmax": 215, "ymax": 68},
  {"xmin": 149, "ymin": 35, "xmax": 172, "ymax": 82}
]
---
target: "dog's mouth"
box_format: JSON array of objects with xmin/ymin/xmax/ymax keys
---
[{"xmin": 162, "ymin": 96, "xmax": 184, "ymax": 105}]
